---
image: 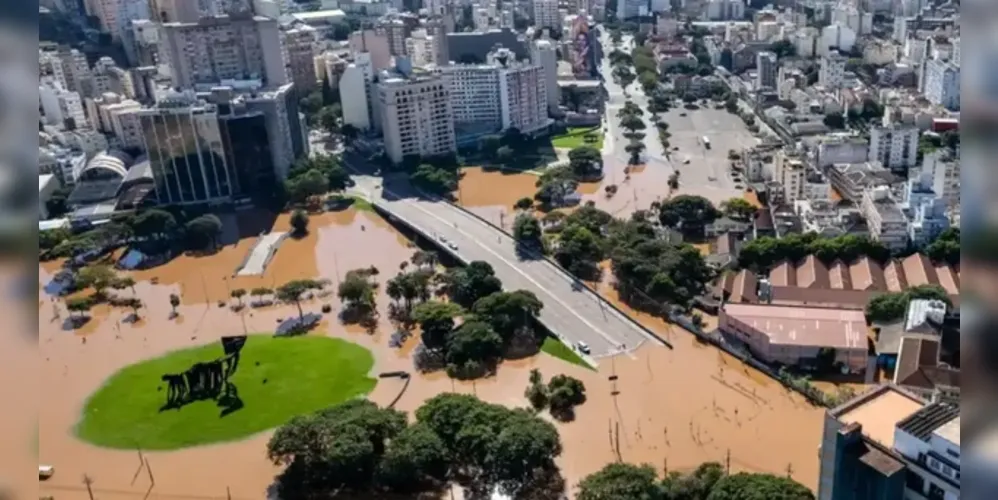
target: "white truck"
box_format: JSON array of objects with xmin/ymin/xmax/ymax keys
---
[{"xmin": 702, "ymin": 136, "xmax": 711, "ymax": 149}]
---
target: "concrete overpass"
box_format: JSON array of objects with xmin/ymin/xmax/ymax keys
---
[{"xmin": 371, "ymin": 194, "xmax": 668, "ymax": 360}]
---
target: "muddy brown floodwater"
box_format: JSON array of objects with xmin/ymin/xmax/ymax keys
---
[{"xmin": 39, "ymin": 206, "xmax": 822, "ymax": 500}]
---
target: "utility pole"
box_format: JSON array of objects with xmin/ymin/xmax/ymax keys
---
[
  {"xmin": 725, "ymin": 449, "xmax": 731, "ymax": 475},
  {"xmin": 786, "ymin": 463, "xmax": 794, "ymax": 479},
  {"xmin": 82, "ymin": 474, "xmax": 95, "ymax": 500}
]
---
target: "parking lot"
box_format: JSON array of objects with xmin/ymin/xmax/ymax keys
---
[{"xmin": 662, "ymin": 105, "xmax": 760, "ymax": 205}]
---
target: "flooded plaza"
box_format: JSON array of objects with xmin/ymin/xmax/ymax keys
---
[{"xmin": 39, "ymin": 202, "xmax": 823, "ymax": 499}]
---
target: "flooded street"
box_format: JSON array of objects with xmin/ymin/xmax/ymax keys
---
[{"xmin": 40, "ymin": 201, "xmax": 821, "ymax": 499}]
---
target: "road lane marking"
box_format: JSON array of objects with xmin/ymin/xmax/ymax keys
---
[{"xmin": 395, "ymin": 199, "xmax": 631, "ymax": 356}]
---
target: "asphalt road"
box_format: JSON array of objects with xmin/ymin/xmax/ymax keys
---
[{"xmin": 374, "ymin": 195, "xmax": 661, "ymax": 360}]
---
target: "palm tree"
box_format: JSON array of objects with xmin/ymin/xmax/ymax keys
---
[
  {"xmin": 231, "ymin": 288, "xmax": 247, "ymax": 307},
  {"xmin": 169, "ymin": 293, "xmax": 180, "ymax": 316}
]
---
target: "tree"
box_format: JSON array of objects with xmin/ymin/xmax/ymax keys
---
[
  {"xmin": 568, "ymin": 145, "xmax": 603, "ymax": 178},
  {"xmin": 338, "ymin": 270, "xmax": 377, "ymax": 316},
  {"xmin": 386, "ymin": 269, "xmax": 433, "ymax": 314},
  {"xmin": 578, "ymin": 463, "xmax": 661, "ymax": 500},
  {"xmin": 125, "ymin": 297, "xmax": 144, "ymax": 319},
  {"xmin": 555, "ymin": 223, "xmax": 604, "ymax": 278},
  {"xmin": 496, "ymin": 145, "xmax": 515, "ymax": 165},
  {"xmin": 410, "ymin": 164, "xmax": 458, "ymax": 196},
  {"xmin": 515, "ymin": 197, "xmax": 534, "ymax": 210},
  {"xmin": 724, "ymin": 95, "xmax": 739, "ymax": 114},
  {"xmin": 865, "ymin": 284, "xmax": 951, "ymax": 323},
  {"xmin": 488, "ymin": 410, "xmax": 562, "ymax": 493},
  {"xmin": 668, "ymin": 171, "xmax": 680, "ymax": 190},
  {"xmin": 66, "ymin": 296, "xmax": 94, "ymax": 318},
  {"xmin": 770, "ymin": 39, "xmax": 797, "ymax": 58},
  {"xmin": 376, "ymin": 423, "xmax": 449, "ymax": 491},
  {"xmin": 925, "ymin": 227, "xmax": 960, "ymax": 265},
  {"xmin": 412, "ymin": 301, "xmax": 464, "ymax": 349},
  {"xmin": 720, "ymin": 197, "xmax": 757, "ymax": 220},
  {"xmin": 410, "ymin": 250, "xmax": 438, "ymax": 270},
  {"xmin": 547, "ymin": 374, "xmax": 586, "ymax": 420},
  {"xmin": 267, "ymin": 401, "xmax": 407, "ymax": 497},
  {"xmin": 290, "ymin": 209, "xmax": 309, "ymax": 236},
  {"xmin": 113, "ymin": 276, "xmax": 137, "ymax": 295},
  {"xmin": 618, "ymin": 100, "xmax": 645, "ymax": 118},
  {"xmin": 479, "ymin": 134, "xmax": 502, "ymax": 159},
  {"xmin": 525, "ymin": 369, "xmax": 549, "ymax": 409},
  {"xmin": 316, "ymin": 104, "xmax": 342, "ymax": 135},
  {"xmin": 706, "ymin": 472, "xmax": 814, "ymax": 500},
  {"xmin": 185, "ymin": 214, "xmax": 223, "ymax": 250},
  {"xmin": 77, "ymin": 265, "xmax": 117, "ymax": 298},
  {"xmin": 299, "ymin": 91, "xmax": 324, "ymax": 119},
  {"xmin": 620, "ymin": 114, "xmax": 646, "ymax": 133},
  {"xmin": 658, "ymin": 195, "xmax": 721, "ymax": 237},
  {"xmin": 276, "ymin": 279, "xmax": 320, "ymax": 323},
  {"xmin": 472, "ymin": 290, "xmax": 544, "ymax": 343},
  {"xmin": 445, "ymin": 320, "xmax": 503, "ymax": 370},
  {"xmin": 230, "ymin": 288, "xmax": 247, "ymax": 306},
  {"xmin": 169, "ymin": 293, "xmax": 181, "ymax": 315},
  {"xmin": 340, "ymin": 123, "xmax": 359, "ymax": 141},
  {"xmin": 513, "ymin": 213, "xmax": 544, "ymax": 251},
  {"xmin": 638, "ymin": 71, "xmax": 659, "ymax": 92},
  {"xmin": 661, "ymin": 462, "xmax": 725, "ymax": 499},
  {"xmin": 625, "ymin": 142, "xmax": 646, "ymax": 165},
  {"xmin": 132, "ymin": 209, "xmax": 177, "ymax": 240},
  {"xmin": 285, "ymin": 169, "xmax": 329, "ymax": 204},
  {"xmin": 442, "ymin": 261, "xmax": 503, "ymax": 308}
]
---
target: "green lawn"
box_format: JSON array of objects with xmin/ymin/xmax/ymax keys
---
[
  {"xmin": 540, "ymin": 337, "xmax": 594, "ymax": 370},
  {"xmin": 76, "ymin": 335, "xmax": 377, "ymax": 450},
  {"xmin": 550, "ymin": 127, "xmax": 604, "ymax": 150}
]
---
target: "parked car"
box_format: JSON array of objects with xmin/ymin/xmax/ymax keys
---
[
  {"xmin": 576, "ymin": 341, "xmax": 591, "ymax": 354},
  {"xmin": 448, "ymin": 241, "xmax": 459, "ymax": 250}
]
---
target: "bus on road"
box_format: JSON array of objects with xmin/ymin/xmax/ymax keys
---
[{"xmin": 701, "ymin": 136, "xmax": 711, "ymax": 149}]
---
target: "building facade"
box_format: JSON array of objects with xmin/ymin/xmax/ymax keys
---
[
  {"xmin": 923, "ymin": 59, "xmax": 960, "ymax": 111},
  {"xmin": 377, "ymin": 74, "xmax": 457, "ymax": 164},
  {"xmin": 281, "ymin": 25, "xmax": 319, "ymax": 93},
  {"xmin": 755, "ymin": 51, "xmax": 778, "ymax": 90},
  {"xmin": 339, "ymin": 53, "xmax": 374, "ymax": 131},
  {"xmin": 159, "ymin": 14, "xmax": 286, "ymax": 89},
  {"xmin": 820, "ymin": 51, "xmax": 847, "ymax": 89},
  {"xmin": 349, "ymin": 29, "xmax": 392, "ymax": 71},
  {"xmin": 869, "ymin": 125, "xmax": 919, "ymax": 173}
]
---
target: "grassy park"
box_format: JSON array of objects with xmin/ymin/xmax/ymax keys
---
[
  {"xmin": 540, "ymin": 337, "xmax": 593, "ymax": 370},
  {"xmin": 75, "ymin": 335, "xmax": 376, "ymax": 450},
  {"xmin": 550, "ymin": 127, "xmax": 604, "ymax": 150}
]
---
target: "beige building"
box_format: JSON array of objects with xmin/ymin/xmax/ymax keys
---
[
  {"xmin": 719, "ymin": 303, "xmax": 868, "ymax": 373},
  {"xmin": 375, "ymin": 17, "xmax": 409, "ymax": 57},
  {"xmin": 349, "ymin": 29, "xmax": 391, "ymax": 71},
  {"xmin": 405, "ymin": 30, "xmax": 436, "ymax": 67},
  {"xmin": 282, "ymin": 25, "xmax": 319, "ymax": 93},
  {"xmin": 774, "ymin": 150, "xmax": 806, "ymax": 204},
  {"xmin": 377, "ymin": 74, "xmax": 456, "ymax": 164},
  {"xmin": 159, "ymin": 14, "xmax": 287, "ymax": 89}
]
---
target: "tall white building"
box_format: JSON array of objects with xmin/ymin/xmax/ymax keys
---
[
  {"xmin": 531, "ymin": 39, "xmax": 559, "ymax": 114},
  {"xmin": 774, "ymin": 151, "xmax": 806, "ymax": 203},
  {"xmin": 281, "ymin": 25, "xmax": 319, "ymax": 93},
  {"xmin": 377, "ymin": 73, "xmax": 457, "ymax": 164},
  {"xmin": 755, "ymin": 51, "xmax": 778, "ymax": 90},
  {"xmin": 50, "ymin": 48, "xmax": 90, "ymax": 95},
  {"xmin": 339, "ymin": 53, "xmax": 374, "ymax": 131},
  {"xmin": 474, "ymin": 8, "xmax": 492, "ymax": 31},
  {"xmin": 923, "ymin": 59, "xmax": 960, "ymax": 111},
  {"xmin": 705, "ymin": 0, "xmax": 745, "ymax": 21},
  {"xmin": 869, "ymin": 125, "xmax": 919, "ymax": 172},
  {"xmin": 39, "ymin": 81, "xmax": 88, "ymax": 130},
  {"xmin": 92, "ymin": 0, "xmax": 151, "ymax": 42},
  {"xmin": 406, "ymin": 30, "xmax": 436, "ymax": 67},
  {"xmin": 861, "ymin": 186, "xmax": 909, "ymax": 250},
  {"xmin": 159, "ymin": 14, "xmax": 287, "ymax": 89},
  {"xmin": 819, "ymin": 51, "xmax": 847, "ymax": 89},
  {"xmin": 832, "ymin": 4, "xmax": 872, "ymax": 36},
  {"xmin": 920, "ymin": 149, "xmax": 960, "ymax": 209},
  {"xmin": 533, "ymin": 0, "xmax": 560, "ymax": 29}
]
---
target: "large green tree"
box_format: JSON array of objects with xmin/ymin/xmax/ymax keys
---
[
  {"xmin": 376, "ymin": 423, "xmax": 449, "ymax": 491},
  {"xmin": 513, "ymin": 213, "xmax": 544, "ymax": 251},
  {"xmin": 471, "ymin": 290, "xmax": 544, "ymax": 343},
  {"xmin": 577, "ymin": 463, "xmax": 662, "ymax": 500},
  {"xmin": 657, "ymin": 195, "xmax": 722, "ymax": 237},
  {"xmin": 568, "ymin": 146, "xmax": 604, "ymax": 178},
  {"xmin": 445, "ymin": 319, "xmax": 503, "ymax": 369},
  {"xmin": 412, "ymin": 300, "xmax": 465, "ymax": 349},
  {"xmin": 706, "ymin": 472, "xmax": 813, "ymax": 500},
  {"xmin": 441, "ymin": 261, "xmax": 503, "ymax": 308}
]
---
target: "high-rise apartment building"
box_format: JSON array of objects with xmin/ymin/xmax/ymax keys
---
[
  {"xmin": 819, "ymin": 51, "xmax": 847, "ymax": 89},
  {"xmin": 531, "ymin": 39, "xmax": 559, "ymax": 113},
  {"xmin": 533, "ymin": 0, "xmax": 560, "ymax": 28},
  {"xmin": 616, "ymin": 0, "xmax": 644, "ymax": 19},
  {"xmin": 92, "ymin": 0, "xmax": 150, "ymax": 42},
  {"xmin": 406, "ymin": 30, "xmax": 436, "ymax": 67},
  {"xmin": 349, "ymin": 29, "xmax": 392, "ymax": 71},
  {"xmin": 159, "ymin": 14, "xmax": 287, "ymax": 89},
  {"xmin": 50, "ymin": 48, "xmax": 90, "ymax": 94},
  {"xmin": 425, "ymin": 17, "xmax": 451, "ymax": 65},
  {"xmin": 920, "ymin": 149, "xmax": 960, "ymax": 209},
  {"xmin": 869, "ymin": 125, "xmax": 919, "ymax": 172},
  {"xmin": 339, "ymin": 53, "xmax": 375, "ymax": 131},
  {"xmin": 281, "ymin": 25, "xmax": 319, "ymax": 93},
  {"xmin": 239, "ymin": 83, "xmax": 307, "ymax": 180},
  {"xmin": 377, "ymin": 73, "xmax": 456, "ymax": 164},
  {"xmin": 39, "ymin": 81, "xmax": 88, "ymax": 130},
  {"xmin": 755, "ymin": 51, "xmax": 778, "ymax": 90},
  {"xmin": 376, "ymin": 17, "xmax": 409, "ymax": 57},
  {"xmin": 923, "ymin": 58, "xmax": 960, "ymax": 111}
]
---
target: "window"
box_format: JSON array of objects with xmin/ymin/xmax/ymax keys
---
[
  {"xmin": 927, "ymin": 483, "xmax": 945, "ymax": 500},
  {"xmin": 946, "ymin": 449, "xmax": 960, "ymax": 459}
]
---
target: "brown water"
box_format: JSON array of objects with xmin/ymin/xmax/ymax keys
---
[{"xmin": 39, "ymin": 208, "xmax": 822, "ymax": 500}]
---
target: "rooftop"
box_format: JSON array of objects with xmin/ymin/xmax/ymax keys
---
[
  {"xmin": 832, "ymin": 383, "xmax": 926, "ymax": 447},
  {"xmin": 897, "ymin": 401, "xmax": 960, "ymax": 442},
  {"xmin": 721, "ymin": 303, "xmax": 866, "ymax": 350}
]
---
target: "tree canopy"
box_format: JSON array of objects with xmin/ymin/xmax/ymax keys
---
[
  {"xmin": 707, "ymin": 472, "xmax": 814, "ymax": 500},
  {"xmin": 865, "ymin": 284, "xmax": 951, "ymax": 323},
  {"xmin": 657, "ymin": 195, "xmax": 721, "ymax": 237},
  {"xmin": 410, "ymin": 164, "xmax": 458, "ymax": 196},
  {"xmin": 738, "ymin": 233, "xmax": 891, "ymax": 271},
  {"xmin": 577, "ymin": 462, "xmax": 814, "ymax": 500},
  {"xmin": 720, "ymin": 197, "xmax": 757, "ymax": 220},
  {"xmin": 578, "ymin": 463, "xmax": 661, "ymax": 500},
  {"xmin": 513, "ymin": 213, "xmax": 544, "ymax": 252},
  {"xmin": 412, "ymin": 300, "xmax": 465, "ymax": 349},
  {"xmin": 924, "ymin": 227, "xmax": 959, "ymax": 265},
  {"xmin": 568, "ymin": 146, "xmax": 604, "ymax": 179},
  {"xmin": 442, "ymin": 261, "xmax": 503, "ymax": 308},
  {"xmin": 471, "ymin": 290, "xmax": 543, "ymax": 344}
]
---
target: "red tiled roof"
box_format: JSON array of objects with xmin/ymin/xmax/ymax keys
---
[
  {"xmin": 934, "ymin": 264, "xmax": 960, "ymax": 296},
  {"xmin": 884, "ymin": 260, "xmax": 909, "ymax": 292},
  {"xmin": 770, "ymin": 260, "xmax": 796, "ymax": 287},
  {"xmin": 901, "ymin": 254, "xmax": 939, "ymax": 288},
  {"xmin": 829, "ymin": 260, "xmax": 853, "ymax": 289},
  {"xmin": 797, "ymin": 255, "xmax": 830, "ymax": 289},
  {"xmin": 849, "ymin": 256, "xmax": 886, "ymax": 291}
]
